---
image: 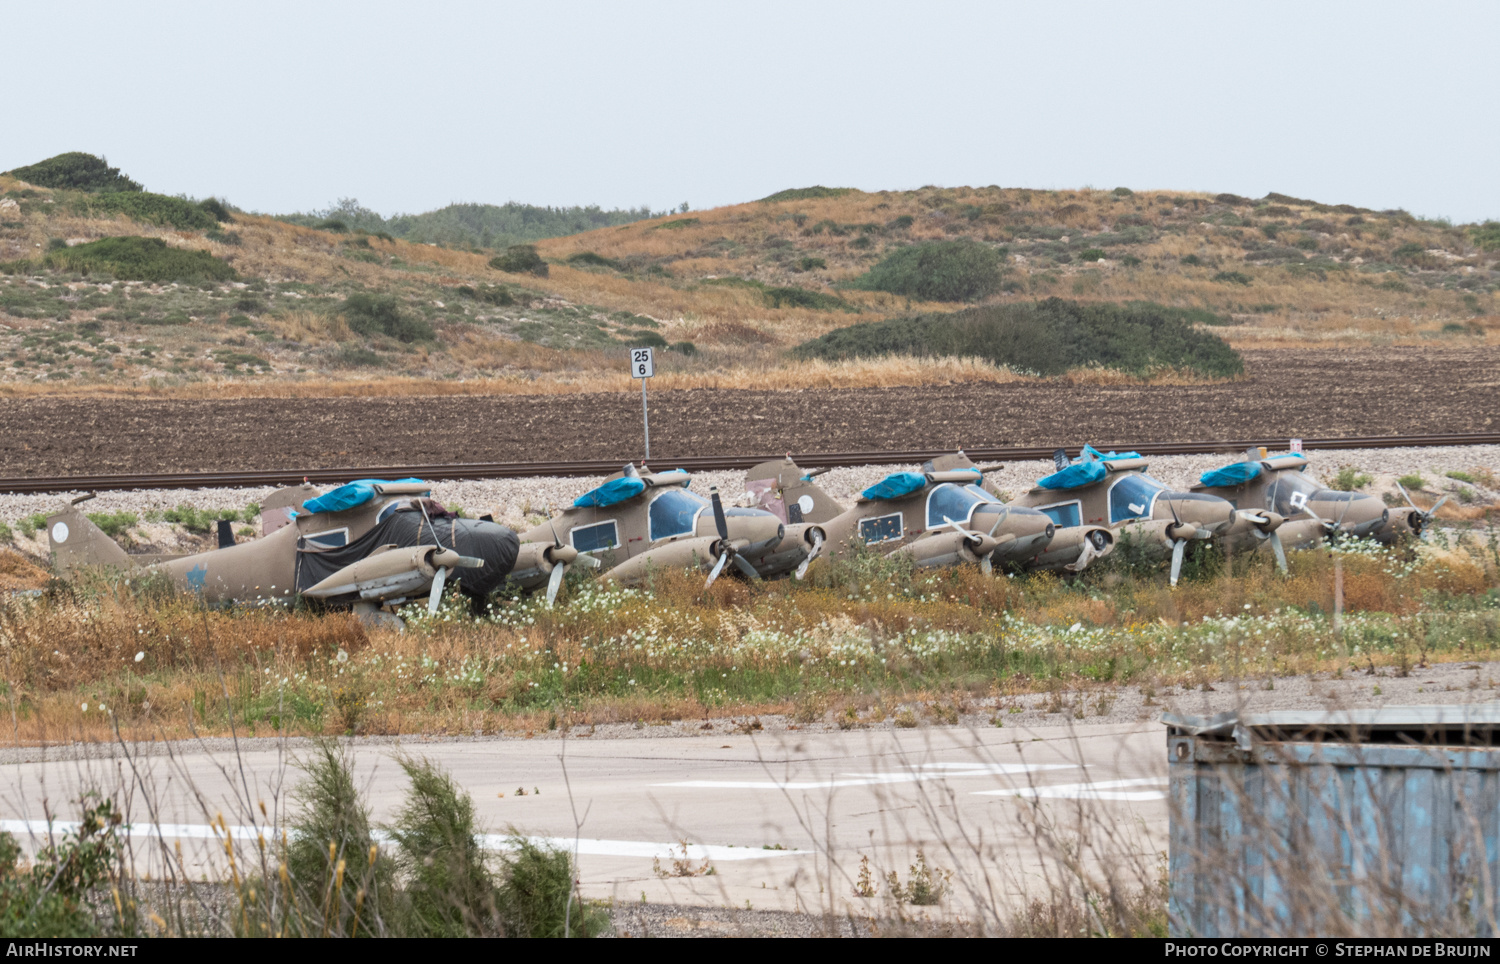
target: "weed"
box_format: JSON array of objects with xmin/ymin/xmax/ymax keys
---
[
  {"xmin": 761, "ymin": 186, "xmax": 852, "ymax": 203},
  {"xmin": 1397, "ymin": 474, "xmax": 1427, "ymax": 491},
  {"xmin": 893, "ymin": 708, "xmax": 919, "ymax": 729},
  {"xmin": 1077, "ymin": 248, "xmax": 1106, "ymax": 262},
  {"xmin": 1330, "ymin": 466, "xmax": 1375, "ymax": 492},
  {"xmin": 1447, "ymin": 470, "xmax": 1477, "ymax": 484},
  {"xmin": 85, "ymin": 511, "xmax": 137, "ymax": 540},
  {"xmin": 653, "ymin": 841, "xmax": 714, "ymax": 879},
  {"xmin": 651, "ymin": 218, "xmax": 699, "ymax": 231},
  {"xmin": 1212, "ymin": 270, "xmax": 1253, "ymax": 285},
  {"xmin": 886, "ymin": 849, "xmax": 951, "ymax": 906},
  {"xmin": 497, "ymin": 836, "xmax": 607, "ymax": 937},
  {"xmin": 854, "ymin": 855, "xmax": 877, "ymax": 897},
  {"xmin": 389, "ymin": 757, "xmax": 498, "ymax": 936},
  {"xmin": 0, "ymin": 794, "xmax": 128, "ymax": 937}
]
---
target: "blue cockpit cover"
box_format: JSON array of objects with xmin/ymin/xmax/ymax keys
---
[
  {"xmin": 574, "ymin": 476, "xmax": 647, "ymax": 508},
  {"xmin": 861, "ymin": 472, "xmax": 928, "ymax": 501},
  {"xmin": 302, "ymin": 478, "xmax": 428, "ymax": 515},
  {"xmin": 1082, "ymin": 444, "xmax": 1142, "ymax": 461},
  {"xmin": 1200, "ymin": 461, "xmax": 1262, "ymax": 487},
  {"xmin": 652, "ymin": 471, "xmax": 691, "ymax": 488},
  {"xmin": 1037, "ymin": 460, "xmax": 1107, "ymax": 490}
]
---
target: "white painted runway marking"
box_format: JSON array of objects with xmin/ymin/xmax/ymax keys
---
[
  {"xmin": 0, "ymin": 820, "xmax": 800, "ymax": 862},
  {"xmin": 975, "ymin": 777, "xmax": 1167, "ymax": 802},
  {"xmin": 658, "ymin": 761, "xmax": 1076, "ymax": 790}
]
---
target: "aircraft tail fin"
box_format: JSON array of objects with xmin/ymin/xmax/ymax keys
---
[
  {"xmin": 46, "ymin": 503, "xmax": 135, "ymax": 575},
  {"xmin": 745, "ymin": 458, "xmax": 845, "ymax": 525}
]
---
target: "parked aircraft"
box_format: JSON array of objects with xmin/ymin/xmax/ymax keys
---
[
  {"xmin": 743, "ymin": 455, "xmax": 1109, "ymax": 574},
  {"xmin": 1006, "ymin": 446, "xmax": 1283, "ymax": 584},
  {"xmin": 47, "ymin": 479, "xmax": 520, "ymax": 619},
  {"xmin": 1191, "ymin": 449, "xmax": 1432, "ymax": 549},
  {"xmin": 510, "ymin": 463, "xmax": 818, "ymax": 598}
]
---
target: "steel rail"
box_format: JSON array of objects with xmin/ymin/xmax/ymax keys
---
[{"xmin": 3, "ymin": 432, "xmax": 1499, "ymax": 495}]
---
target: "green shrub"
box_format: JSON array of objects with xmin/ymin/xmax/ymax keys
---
[
  {"xmin": 1446, "ymin": 470, "xmax": 1476, "ymax": 484},
  {"xmin": 794, "ymin": 256, "xmax": 827, "ymax": 272},
  {"xmin": 565, "ymin": 251, "xmax": 620, "ymax": 270},
  {"xmin": 488, "ymin": 245, "xmax": 548, "ymax": 276},
  {"xmin": 760, "ymin": 186, "xmax": 852, "ymax": 203},
  {"xmin": 333, "ymin": 345, "xmax": 386, "ymax": 368},
  {"xmin": 651, "ymin": 218, "xmax": 699, "ymax": 231},
  {"xmin": 16, "ymin": 513, "xmax": 47, "ymax": 539},
  {"xmin": 205, "ymin": 229, "xmax": 241, "ymax": 245},
  {"xmin": 1329, "ymin": 466, "xmax": 1374, "ymax": 491},
  {"xmin": 1397, "ymin": 474, "xmax": 1427, "ymax": 491},
  {"xmin": 763, "ymin": 285, "xmax": 855, "ymax": 311},
  {"xmin": 4, "ymin": 152, "xmax": 141, "ymax": 193},
  {"xmin": 0, "ymin": 795, "xmax": 128, "ymax": 937},
  {"xmin": 35, "ymin": 237, "xmax": 236, "ymax": 283},
  {"xmin": 1212, "ymin": 270, "xmax": 1253, "ymax": 285},
  {"xmin": 847, "ymin": 240, "xmax": 1004, "ymax": 302},
  {"xmin": 887, "ymin": 215, "xmax": 914, "ymax": 230},
  {"xmin": 1470, "ymin": 222, "xmax": 1500, "ymax": 251},
  {"xmin": 1180, "ymin": 254, "xmax": 1203, "ymax": 266},
  {"xmin": 391, "ymin": 757, "xmax": 500, "ymax": 936},
  {"xmin": 669, "ymin": 340, "xmax": 697, "ymax": 355},
  {"xmin": 0, "ymin": 520, "xmax": 10, "ymax": 543},
  {"xmin": 318, "ymin": 219, "xmax": 350, "ymax": 233},
  {"xmin": 1077, "ymin": 248, "xmax": 1106, "ymax": 262},
  {"xmin": 459, "ymin": 284, "xmax": 516, "ymax": 306},
  {"xmin": 86, "ymin": 511, "xmax": 137, "ymax": 539},
  {"xmin": 160, "ymin": 504, "xmax": 248, "ymax": 534},
  {"xmin": 792, "ymin": 298, "xmax": 1244, "ymax": 379},
  {"xmin": 496, "ymin": 836, "xmax": 607, "ymax": 937},
  {"xmin": 620, "ymin": 329, "xmax": 668, "ymax": 348},
  {"xmin": 343, "ymin": 293, "xmax": 434, "ymax": 343},
  {"xmin": 83, "ymin": 191, "xmax": 217, "ymax": 230},
  {"xmin": 198, "ymin": 197, "xmax": 234, "ymax": 223}
]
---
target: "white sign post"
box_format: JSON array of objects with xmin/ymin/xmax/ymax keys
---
[
  {"xmin": 631, "ymin": 347, "xmax": 655, "ymax": 460},
  {"xmin": 1290, "ymin": 438, "xmax": 1303, "ymax": 455}
]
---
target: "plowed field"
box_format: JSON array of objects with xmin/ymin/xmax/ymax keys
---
[{"xmin": 3, "ymin": 348, "xmax": 1497, "ymax": 477}]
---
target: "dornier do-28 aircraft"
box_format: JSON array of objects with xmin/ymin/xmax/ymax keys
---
[
  {"xmin": 1191, "ymin": 448, "xmax": 1433, "ymax": 551},
  {"xmin": 742, "ymin": 454, "xmax": 1108, "ymax": 573},
  {"xmin": 1002, "ymin": 446, "xmax": 1286, "ymax": 584},
  {"xmin": 47, "ymin": 479, "xmax": 520, "ymax": 620},
  {"xmin": 509, "ymin": 463, "xmax": 820, "ymax": 597}
]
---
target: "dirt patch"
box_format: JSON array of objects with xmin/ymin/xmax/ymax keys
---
[{"xmin": 0, "ymin": 347, "xmax": 1496, "ymax": 477}]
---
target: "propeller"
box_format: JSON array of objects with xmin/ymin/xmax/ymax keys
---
[
  {"xmin": 1241, "ymin": 510, "xmax": 1289, "ymax": 574},
  {"xmin": 1395, "ymin": 482, "xmax": 1448, "ymax": 535},
  {"xmin": 541, "ymin": 523, "xmax": 601, "ymax": 608},
  {"xmin": 427, "ymin": 548, "xmax": 485, "ymax": 614},
  {"xmin": 938, "ymin": 515, "xmax": 999, "ymax": 575},
  {"xmin": 704, "ymin": 486, "xmax": 760, "ymax": 589},
  {"xmin": 1163, "ymin": 497, "xmax": 1189, "ymax": 587},
  {"xmin": 1065, "ymin": 528, "xmax": 1109, "ymax": 572},
  {"xmin": 794, "ymin": 528, "xmax": 825, "ymax": 580}
]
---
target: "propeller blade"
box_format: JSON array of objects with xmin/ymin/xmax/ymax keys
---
[
  {"xmin": 458, "ymin": 555, "xmax": 485, "ymax": 568},
  {"xmin": 704, "ymin": 550, "xmax": 729, "ymax": 590},
  {"xmin": 987, "ymin": 510, "xmax": 1006, "ymax": 538},
  {"xmin": 545, "ymin": 562, "xmax": 566, "ymax": 607},
  {"xmin": 577, "ymin": 553, "xmax": 604, "ymax": 569},
  {"xmin": 1427, "ymin": 495, "xmax": 1449, "ymax": 519},
  {"xmin": 1269, "ymin": 530, "xmax": 1288, "ymax": 574},
  {"xmin": 731, "ymin": 553, "xmax": 761, "ymax": 580},
  {"xmin": 980, "ymin": 551, "xmax": 993, "ymax": 576},
  {"xmin": 1169, "ymin": 539, "xmax": 1186, "ymax": 587},
  {"xmin": 427, "ymin": 565, "xmax": 448, "ymax": 614},
  {"xmin": 795, "ymin": 531, "xmax": 824, "ymax": 580},
  {"xmin": 710, "ymin": 486, "xmax": 729, "ymax": 542},
  {"xmin": 1396, "ymin": 482, "xmax": 1419, "ymax": 513},
  {"xmin": 1166, "ymin": 497, "xmax": 1181, "ymax": 528}
]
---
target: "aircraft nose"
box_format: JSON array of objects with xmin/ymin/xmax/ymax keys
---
[{"xmin": 1162, "ymin": 493, "xmax": 1235, "ymax": 533}]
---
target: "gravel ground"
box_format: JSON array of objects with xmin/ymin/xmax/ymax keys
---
[{"xmin": 3, "ymin": 445, "xmax": 1496, "ymax": 543}]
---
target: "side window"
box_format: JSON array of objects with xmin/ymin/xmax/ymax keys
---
[
  {"xmin": 925, "ymin": 484, "xmax": 982, "ymax": 529},
  {"xmin": 859, "ymin": 513, "xmax": 903, "ymax": 543},
  {"xmin": 570, "ymin": 521, "xmax": 620, "ymax": 553},
  {"xmin": 1038, "ymin": 503, "xmax": 1081, "ymax": 529},
  {"xmin": 302, "ymin": 528, "xmax": 348, "ymax": 549},
  {"xmin": 648, "ymin": 490, "xmax": 707, "ymax": 541}
]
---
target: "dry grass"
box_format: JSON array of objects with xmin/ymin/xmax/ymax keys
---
[{"xmin": 1, "ymin": 534, "xmax": 1495, "ymax": 745}]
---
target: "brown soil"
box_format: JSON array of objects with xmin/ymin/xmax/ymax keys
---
[{"xmin": 2, "ymin": 347, "xmax": 1497, "ymax": 477}]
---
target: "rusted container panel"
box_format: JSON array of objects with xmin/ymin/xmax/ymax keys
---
[{"xmin": 1165, "ymin": 707, "xmax": 1500, "ymax": 937}]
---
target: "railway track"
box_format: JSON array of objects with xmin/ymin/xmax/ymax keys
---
[{"xmin": 3, "ymin": 432, "xmax": 1498, "ymax": 495}]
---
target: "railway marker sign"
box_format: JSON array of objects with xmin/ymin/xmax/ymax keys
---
[{"xmin": 632, "ymin": 347, "xmax": 655, "ymax": 459}]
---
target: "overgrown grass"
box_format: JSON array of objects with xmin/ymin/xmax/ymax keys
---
[
  {"xmin": 5, "ymin": 532, "xmax": 1497, "ymax": 742},
  {"xmin": 4, "ymin": 152, "xmax": 142, "ymax": 193},
  {"xmin": 80, "ymin": 192, "xmax": 218, "ymax": 231},
  {"xmin": 793, "ymin": 298, "xmax": 1245, "ymax": 378}
]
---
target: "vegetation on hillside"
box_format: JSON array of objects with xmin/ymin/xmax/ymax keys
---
[
  {"xmin": 3, "ymin": 152, "xmax": 142, "ymax": 193},
  {"xmin": 3, "ymin": 236, "xmax": 236, "ymax": 284},
  {"xmin": 279, "ymin": 197, "xmax": 665, "ymax": 250},
  {"xmin": 793, "ymin": 298, "xmax": 1245, "ymax": 378},
  {"xmin": 846, "ymin": 239, "xmax": 1006, "ymax": 301}
]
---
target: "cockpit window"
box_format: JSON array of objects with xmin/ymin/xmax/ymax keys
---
[
  {"xmin": 926, "ymin": 483, "xmax": 985, "ymax": 529},
  {"xmin": 1108, "ymin": 474, "xmax": 1166, "ymax": 524},
  {"xmin": 1266, "ymin": 472, "xmax": 1353, "ymax": 516},
  {"xmin": 964, "ymin": 484, "xmax": 1000, "ymax": 504},
  {"xmin": 648, "ymin": 489, "xmax": 709, "ymax": 541}
]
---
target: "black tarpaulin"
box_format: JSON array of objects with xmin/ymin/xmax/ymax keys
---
[{"xmin": 294, "ymin": 510, "xmax": 519, "ymax": 597}]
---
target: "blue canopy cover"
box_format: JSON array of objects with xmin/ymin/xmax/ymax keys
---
[{"xmin": 302, "ymin": 478, "xmax": 428, "ymax": 516}]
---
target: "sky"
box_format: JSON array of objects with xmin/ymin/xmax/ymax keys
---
[{"xmin": 4, "ymin": 1, "xmax": 1497, "ymax": 222}]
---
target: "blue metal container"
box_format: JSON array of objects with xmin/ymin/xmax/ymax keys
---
[{"xmin": 1165, "ymin": 706, "xmax": 1500, "ymax": 937}]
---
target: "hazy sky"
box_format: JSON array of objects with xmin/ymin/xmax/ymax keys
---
[{"xmin": 5, "ymin": 1, "xmax": 1497, "ymax": 222}]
